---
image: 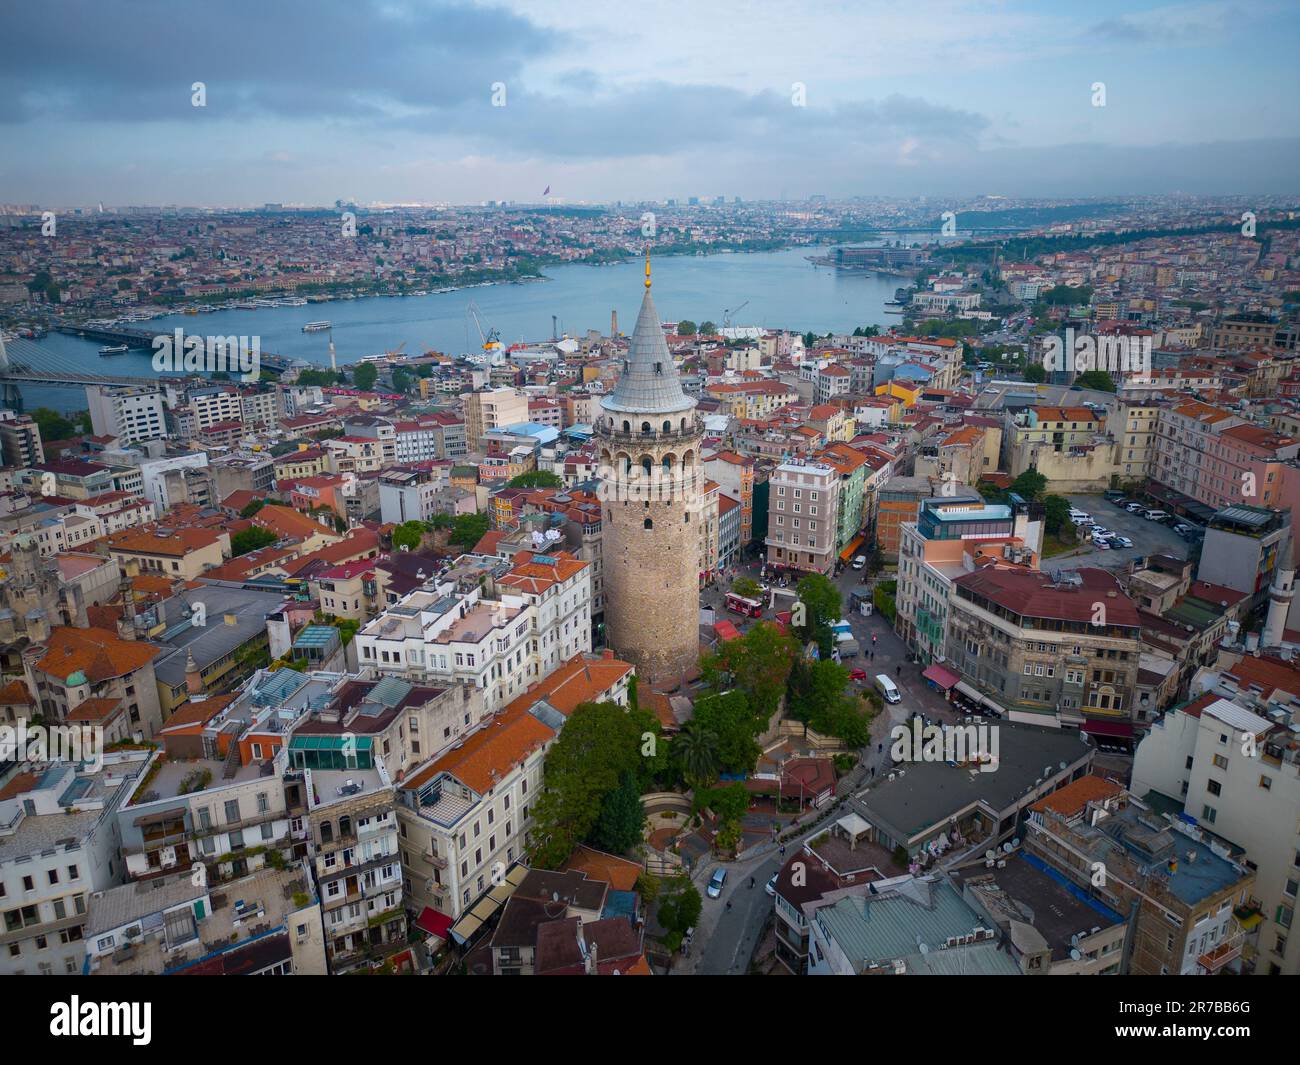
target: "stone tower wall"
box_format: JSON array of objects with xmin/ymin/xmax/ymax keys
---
[{"xmin": 598, "ymin": 424, "xmax": 703, "ymax": 687}]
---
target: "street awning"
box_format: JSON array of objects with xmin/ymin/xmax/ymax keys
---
[
  {"xmin": 922, "ymin": 664, "xmax": 960, "ymax": 690},
  {"xmin": 953, "ymin": 681, "xmax": 984, "ymax": 703},
  {"xmin": 414, "ymin": 906, "xmax": 453, "ymax": 941},
  {"xmin": 1082, "ymin": 718, "xmax": 1134, "ymax": 738},
  {"xmin": 838, "ymin": 535, "xmax": 866, "ymax": 562},
  {"xmin": 448, "ymin": 863, "xmax": 529, "ymax": 945}
]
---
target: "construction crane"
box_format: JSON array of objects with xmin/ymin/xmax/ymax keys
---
[
  {"xmin": 466, "ymin": 301, "xmax": 504, "ymax": 362},
  {"xmin": 382, "ymin": 341, "xmax": 407, "ymax": 359},
  {"xmin": 722, "ymin": 300, "xmax": 750, "ymax": 330}
]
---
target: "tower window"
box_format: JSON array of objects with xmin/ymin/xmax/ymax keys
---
[
  {"xmin": 641, "ymin": 422, "xmax": 651, "ymax": 434},
  {"xmin": 644, "ymin": 518, "xmax": 653, "ymax": 529},
  {"xmin": 654, "ymin": 362, "xmax": 663, "ymax": 374}
]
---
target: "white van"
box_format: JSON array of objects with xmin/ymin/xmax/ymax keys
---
[{"xmin": 875, "ymin": 674, "xmax": 902, "ymax": 703}]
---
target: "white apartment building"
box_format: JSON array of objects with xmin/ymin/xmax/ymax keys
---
[
  {"xmin": 1133, "ymin": 688, "xmax": 1300, "ymax": 975},
  {"xmin": 85, "ymin": 385, "xmax": 166, "ymax": 444},
  {"xmin": 188, "ymin": 387, "xmax": 244, "ymax": 431},
  {"xmin": 357, "ymin": 552, "xmax": 592, "ymax": 712},
  {"xmin": 0, "ymin": 751, "xmax": 153, "ymax": 975}
]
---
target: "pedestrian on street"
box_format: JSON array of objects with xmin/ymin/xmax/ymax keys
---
[
  {"xmin": 725, "ymin": 900, "xmax": 732, "ymax": 911},
  {"xmin": 749, "ymin": 876, "xmax": 755, "ymax": 889},
  {"xmin": 896, "ymin": 664, "xmax": 902, "ymax": 677}
]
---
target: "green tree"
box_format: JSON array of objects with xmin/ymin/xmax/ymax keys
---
[
  {"xmin": 1043, "ymin": 494, "xmax": 1072, "ymax": 535},
  {"xmin": 1023, "ymin": 363, "xmax": 1046, "ymax": 383},
  {"xmin": 295, "ymin": 368, "xmax": 341, "ymax": 387},
  {"xmin": 507, "ymin": 470, "xmax": 563, "ymax": 489},
  {"xmin": 449, "ymin": 512, "xmax": 490, "ymax": 551},
  {"xmin": 239, "ymin": 498, "xmax": 267, "ymax": 519},
  {"xmin": 692, "ymin": 691, "xmax": 761, "ymax": 775},
  {"xmin": 730, "ymin": 577, "xmax": 762, "ymax": 599},
  {"xmin": 391, "ymin": 368, "xmax": 411, "ymax": 394},
  {"xmin": 528, "ymin": 700, "xmax": 659, "ymax": 868},
  {"xmin": 701, "ymin": 622, "xmax": 797, "ymax": 720},
  {"xmin": 699, "ymin": 320, "xmax": 717, "ymax": 335},
  {"xmin": 29, "ymin": 407, "xmax": 77, "ymax": 443},
  {"xmin": 794, "ymin": 573, "xmax": 841, "ymax": 656},
  {"xmin": 231, "ymin": 526, "xmax": 277, "ymax": 557},
  {"xmin": 590, "ymin": 772, "xmax": 645, "ymax": 855},
  {"xmin": 656, "ymin": 877, "xmax": 702, "ymax": 951},
  {"xmin": 1009, "ymin": 467, "xmax": 1048, "ymax": 501},
  {"xmin": 353, "ymin": 362, "xmax": 378, "ymax": 391},
  {"xmin": 392, "ymin": 520, "xmax": 426, "ymax": 551},
  {"xmin": 1074, "ymin": 370, "xmax": 1117, "ymax": 392},
  {"xmin": 677, "ymin": 320, "xmax": 697, "ymax": 336},
  {"xmin": 787, "ymin": 658, "xmax": 871, "ymax": 746},
  {"xmin": 674, "ymin": 725, "xmax": 720, "ymax": 789}
]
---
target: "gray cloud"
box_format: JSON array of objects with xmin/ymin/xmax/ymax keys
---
[{"xmin": 0, "ymin": 0, "xmax": 563, "ymax": 123}]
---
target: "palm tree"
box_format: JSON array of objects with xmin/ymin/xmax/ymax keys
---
[{"xmin": 676, "ymin": 726, "xmax": 720, "ymax": 789}]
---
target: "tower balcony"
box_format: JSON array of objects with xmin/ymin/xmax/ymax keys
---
[{"xmin": 598, "ymin": 424, "xmax": 702, "ymax": 446}]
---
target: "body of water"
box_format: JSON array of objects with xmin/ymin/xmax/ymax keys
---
[{"xmin": 18, "ymin": 242, "xmax": 933, "ymax": 413}]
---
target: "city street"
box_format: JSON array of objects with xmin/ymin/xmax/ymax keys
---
[{"xmin": 681, "ymin": 559, "xmax": 957, "ymax": 975}]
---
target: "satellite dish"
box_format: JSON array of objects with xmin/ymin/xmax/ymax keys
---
[
  {"xmin": 1002, "ymin": 842, "xmax": 1013, "ymax": 854},
  {"xmin": 1070, "ymin": 948, "xmax": 1082, "ymax": 961},
  {"xmin": 984, "ymin": 850, "xmax": 996, "ymax": 861}
]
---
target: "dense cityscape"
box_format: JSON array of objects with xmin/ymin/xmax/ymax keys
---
[{"xmin": 0, "ymin": 1, "xmax": 1297, "ymax": 1030}]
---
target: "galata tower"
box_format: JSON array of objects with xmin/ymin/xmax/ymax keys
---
[{"xmin": 596, "ymin": 252, "xmax": 703, "ymax": 688}]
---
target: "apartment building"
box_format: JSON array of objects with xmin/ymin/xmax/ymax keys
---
[
  {"xmin": 301, "ymin": 761, "xmax": 405, "ymax": 973},
  {"xmin": 104, "ymin": 524, "xmax": 228, "ymax": 580},
  {"xmin": 86, "ymin": 385, "xmax": 166, "ymax": 444},
  {"xmin": 0, "ymin": 412, "xmax": 44, "ymax": 468},
  {"xmin": 85, "ymin": 860, "xmax": 326, "ymax": 975},
  {"xmin": 765, "ymin": 461, "xmax": 841, "ymax": 575},
  {"xmin": 463, "ymin": 387, "xmax": 529, "ymax": 452},
  {"xmin": 896, "ymin": 496, "xmax": 1042, "ymax": 665},
  {"xmin": 945, "ymin": 566, "xmax": 1142, "ymax": 734},
  {"xmin": 358, "ymin": 553, "xmax": 591, "ymax": 712},
  {"xmin": 397, "ymin": 651, "xmax": 632, "ymax": 926},
  {"xmin": 1115, "ymin": 400, "xmax": 1160, "ymax": 482},
  {"xmin": 25, "ymin": 626, "xmax": 166, "ymax": 737},
  {"xmin": 875, "ymin": 475, "xmax": 980, "ymax": 561},
  {"xmin": 1025, "ymin": 788, "xmax": 1257, "ymax": 975},
  {"xmin": 0, "ymin": 750, "xmax": 153, "ymax": 975},
  {"xmin": 1134, "ymin": 663, "xmax": 1300, "ymax": 975},
  {"xmin": 187, "ymin": 386, "xmax": 244, "ymax": 431},
  {"xmin": 1004, "ymin": 405, "xmax": 1115, "ymax": 492}
]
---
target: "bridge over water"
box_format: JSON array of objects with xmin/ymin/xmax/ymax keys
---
[{"xmin": 0, "ymin": 327, "xmax": 300, "ymax": 411}]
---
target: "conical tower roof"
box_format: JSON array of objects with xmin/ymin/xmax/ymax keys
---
[{"xmin": 601, "ymin": 258, "xmax": 696, "ymax": 417}]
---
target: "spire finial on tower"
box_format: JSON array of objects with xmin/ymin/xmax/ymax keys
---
[{"xmin": 644, "ymin": 245, "xmax": 652, "ymax": 289}]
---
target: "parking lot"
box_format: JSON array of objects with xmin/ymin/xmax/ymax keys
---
[{"xmin": 1048, "ymin": 493, "xmax": 1198, "ymax": 572}]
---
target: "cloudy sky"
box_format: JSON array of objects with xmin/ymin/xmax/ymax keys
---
[{"xmin": 1, "ymin": 0, "xmax": 1297, "ymax": 206}]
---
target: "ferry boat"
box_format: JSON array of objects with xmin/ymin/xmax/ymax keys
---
[
  {"xmin": 302, "ymin": 321, "xmax": 332, "ymax": 333},
  {"xmin": 99, "ymin": 344, "xmax": 129, "ymax": 355},
  {"xmin": 279, "ymin": 297, "xmax": 308, "ymax": 306}
]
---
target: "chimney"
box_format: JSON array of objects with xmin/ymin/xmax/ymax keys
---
[
  {"xmin": 185, "ymin": 650, "xmax": 204, "ymax": 695},
  {"xmin": 602, "ymin": 648, "xmax": 615, "ymax": 660}
]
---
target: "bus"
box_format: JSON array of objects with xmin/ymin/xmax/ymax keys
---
[{"xmin": 724, "ymin": 593, "xmax": 763, "ymax": 618}]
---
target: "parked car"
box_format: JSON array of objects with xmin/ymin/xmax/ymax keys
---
[
  {"xmin": 1111, "ymin": 497, "xmax": 1132, "ymax": 508},
  {"xmin": 1125, "ymin": 502, "xmax": 1146, "ymax": 513},
  {"xmin": 851, "ymin": 555, "xmax": 867, "ymax": 570},
  {"xmin": 1103, "ymin": 489, "xmax": 1126, "ymax": 501},
  {"xmin": 707, "ymin": 869, "xmax": 727, "ymax": 899},
  {"xmin": 1107, "ymin": 535, "xmax": 1133, "ymax": 548},
  {"xmin": 1143, "ymin": 509, "xmax": 1169, "ymax": 522},
  {"xmin": 765, "ymin": 872, "xmax": 778, "ymax": 897},
  {"xmin": 1092, "ymin": 536, "xmax": 1111, "ymax": 549},
  {"xmin": 848, "ymin": 669, "xmax": 868, "ymax": 681},
  {"xmin": 875, "ymin": 674, "xmax": 902, "ymax": 703}
]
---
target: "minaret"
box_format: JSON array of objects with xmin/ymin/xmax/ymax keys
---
[
  {"xmin": 595, "ymin": 249, "xmax": 703, "ymax": 687},
  {"xmin": 328, "ymin": 331, "xmax": 338, "ymax": 373},
  {"xmin": 1262, "ymin": 534, "xmax": 1295, "ymax": 647}
]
